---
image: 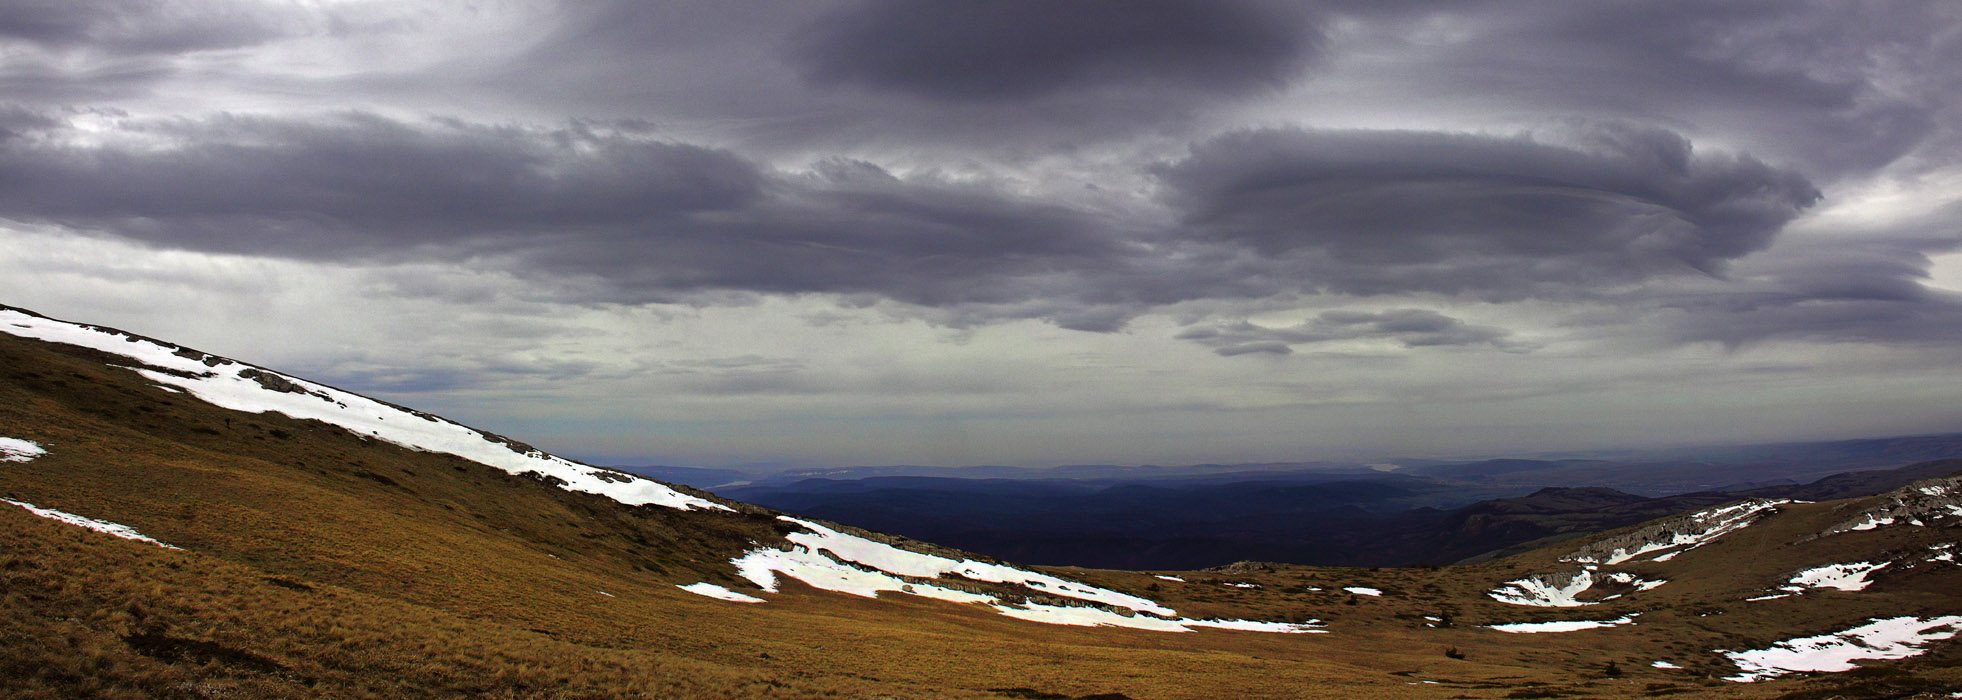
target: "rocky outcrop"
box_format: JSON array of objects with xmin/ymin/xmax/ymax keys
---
[
  {"xmin": 1206, "ymin": 561, "xmax": 1285, "ymax": 575},
  {"xmin": 1810, "ymin": 477, "xmax": 1962, "ymax": 540},
  {"xmin": 1561, "ymin": 499, "xmax": 1787, "ymax": 565}
]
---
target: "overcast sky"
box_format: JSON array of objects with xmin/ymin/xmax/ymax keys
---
[{"xmin": 5, "ymin": 0, "xmax": 1961, "ymax": 468}]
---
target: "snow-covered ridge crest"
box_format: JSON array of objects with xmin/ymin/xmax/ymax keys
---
[
  {"xmin": 717, "ymin": 516, "xmax": 1321, "ymax": 634},
  {"xmin": 0, "ymin": 306, "xmax": 726, "ymax": 512},
  {"xmin": 1810, "ymin": 476, "xmax": 1962, "ymax": 538},
  {"xmin": 1563, "ymin": 499, "xmax": 1788, "ymax": 565}
]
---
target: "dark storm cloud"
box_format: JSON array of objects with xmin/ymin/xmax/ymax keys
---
[
  {"xmin": 0, "ymin": 109, "xmax": 1857, "ymax": 335},
  {"xmin": 0, "ymin": 111, "xmax": 1132, "ymax": 323},
  {"xmin": 522, "ymin": 156, "xmax": 1129, "ymax": 307},
  {"xmin": 0, "ymin": 0, "xmax": 303, "ymax": 101},
  {"xmin": 1648, "ymin": 205, "xmax": 1962, "ymax": 348},
  {"xmin": 1177, "ymin": 309, "xmax": 1523, "ymax": 356},
  {"xmin": 0, "ymin": 0, "xmax": 294, "ymax": 55},
  {"xmin": 1156, "ymin": 126, "xmax": 1821, "ymax": 299},
  {"xmin": 792, "ymin": 0, "xmax": 1314, "ymax": 101},
  {"xmin": 496, "ymin": 0, "xmax": 1327, "ymax": 153},
  {"xmin": 1342, "ymin": 0, "xmax": 1956, "ymax": 176},
  {"xmin": 0, "ymin": 105, "xmax": 61, "ymax": 141},
  {"xmin": 1551, "ymin": 0, "xmax": 1950, "ymax": 175},
  {"xmin": 0, "ymin": 113, "xmax": 765, "ymax": 258}
]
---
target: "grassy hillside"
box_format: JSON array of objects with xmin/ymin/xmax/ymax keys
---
[{"xmin": 4, "ymin": 311, "xmax": 1961, "ymax": 699}]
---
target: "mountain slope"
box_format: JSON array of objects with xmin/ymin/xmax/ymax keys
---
[
  {"xmin": 4, "ymin": 303, "xmax": 1961, "ymax": 699},
  {"xmin": 0, "ymin": 305, "xmax": 1309, "ymax": 632}
]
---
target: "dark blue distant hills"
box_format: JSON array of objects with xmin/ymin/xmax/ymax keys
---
[{"xmin": 619, "ymin": 433, "xmax": 1962, "ymax": 569}]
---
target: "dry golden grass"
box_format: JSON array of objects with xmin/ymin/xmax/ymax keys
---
[
  {"xmin": 4, "ymin": 331, "xmax": 1961, "ymax": 699},
  {"xmin": 0, "ymin": 511, "xmax": 915, "ymax": 699}
]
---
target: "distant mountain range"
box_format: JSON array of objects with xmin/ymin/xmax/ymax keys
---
[
  {"xmin": 673, "ymin": 437, "xmax": 1962, "ymax": 569},
  {"xmin": 627, "ymin": 432, "xmax": 1962, "ymax": 493}
]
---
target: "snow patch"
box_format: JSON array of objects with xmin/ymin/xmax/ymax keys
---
[
  {"xmin": 727, "ymin": 517, "xmax": 1310, "ymax": 633},
  {"xmin": 1486, "ymin": 615, "xmax": 1637, "ymax": 633},
  {"xmin": 1343, "ymin": 586, "xmax": 1381, "ymax": 596},
  {"xmin": 1847, "ymin": 514, "xmax": 1897, "ymax": 531},
  {"xmin": 770, "ymin": 517, "xmax": 1173, "ymax": 615},
  {"xmin": 1786, "ymin": 561, "xmax": 1890, "ymax": 592},
  {"xmin": 4, "ymin": 498, "xmax": 180, "ymax": 550},
  {"xmin": 0, "ymin": 309, "xmax": 724, "ymax": 512},
  {"xmin": 1721, "ymin": 616, "xmax": 1962, "ymax": 682},
  {"xmin": 732, "ymin": 545, "xmax": 994, "ymax": 604},
  {"xmin": 1605, "ymin": 572, "xmax": 1668, "ymax": 591},
  {"xmin": 990, "ymin": 602, "xmax": 1190, "ymax": 631},
  {"xmin": 677, "ymin": 582, "xmax": 765, "ymax": 603},
  {"xmin": 1651, "ymin": 661, "xmax": 1681, "ymax": 669},
  {"xmin": 1488, "ymin": 569, "xmax": 1665, "ymax": 607},
  {"xmin": 1490, "ymin": 570, "xmax": 1597, "ymax": 607},
  {"xmin": 0, "ymin": 437, "xmax": 45, "ymax": 462},
  {"xmin": 990, "ymin": 602, "xmax": 1324, "ymax": 634},
  {"xmin": 1153, "ymin": 575, "xmax": 1185, "ymax": 582},
  {"xmin": 1748, "ymin": 560, "xmax": 1897, "ymax": 601}
]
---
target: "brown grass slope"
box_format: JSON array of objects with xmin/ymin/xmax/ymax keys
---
[{"xmin": 3, "ymin": 322, "xmax": 1960, "ymax": 699}]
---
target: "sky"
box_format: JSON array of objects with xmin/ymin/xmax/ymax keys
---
[{"xmin": 3, "ymin": 0, "xmax": 1961, "ymax": 469}]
